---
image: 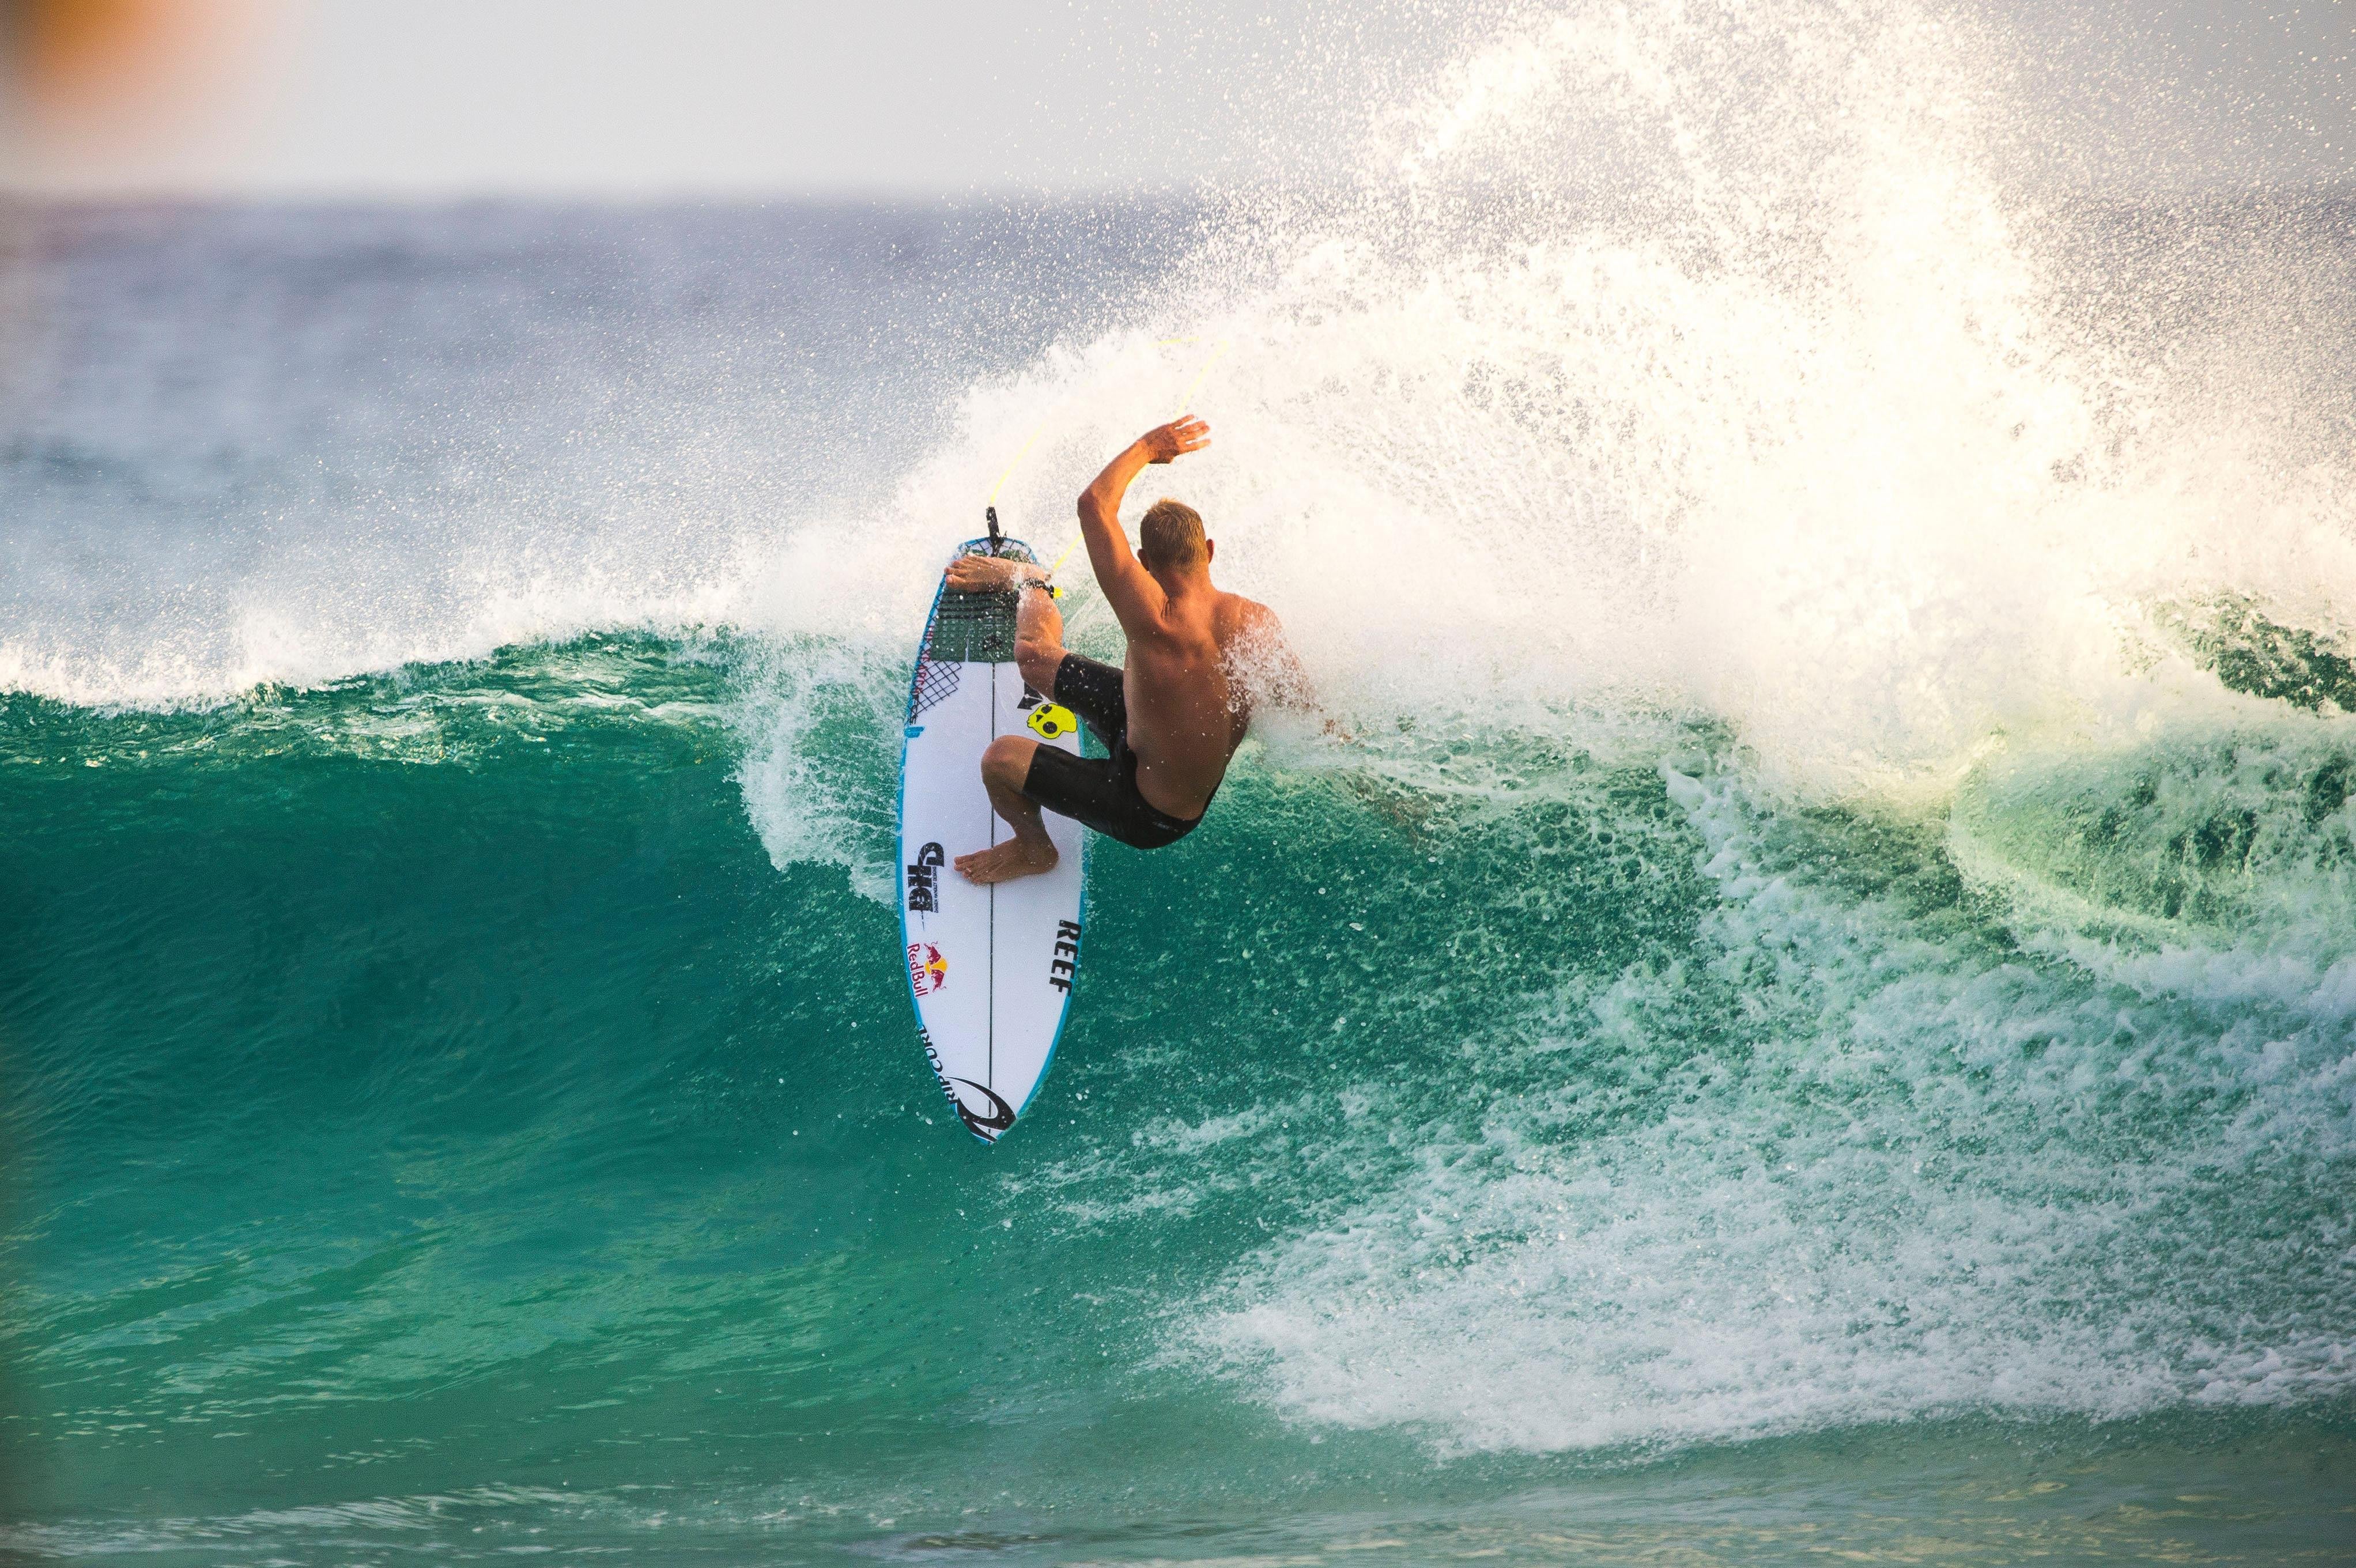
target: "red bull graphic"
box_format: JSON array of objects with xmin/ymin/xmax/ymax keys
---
[{"xmin": 907, "ymin": 941, "xmax": 949, "ymax": 997}]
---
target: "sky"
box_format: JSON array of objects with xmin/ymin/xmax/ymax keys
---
[{"xmin": 0, "ymin": 0, "xmax": 2346, "ymax": 198}]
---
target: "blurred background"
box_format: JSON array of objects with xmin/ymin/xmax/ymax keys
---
[
  {"xmin": 0, "ymin": 0, "xmax": 1410, "ymax": 198},
  {"xmin": 0, "ymin": 0, "xmax": 2349, "ymax": 200}
]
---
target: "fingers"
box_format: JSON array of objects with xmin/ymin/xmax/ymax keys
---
[
  {"xmin": 1138, "ymin": 415, "xmax": 1211, "ymax": 464},
  {"xmin": 1157, "ymin": 415, "xmax": 1211, "ymax": 454},
  {"xmin": 946, "ymin": 555, "xmax": 1014, "ymax": 592}
]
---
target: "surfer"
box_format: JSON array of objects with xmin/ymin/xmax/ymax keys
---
[{"xmin": 947, "ymin": 417, "xmax": 1308, "ymax": 883}]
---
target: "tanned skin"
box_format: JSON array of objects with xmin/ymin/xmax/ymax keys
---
[{"xmin": 947, "ymin": 417, "xmax": 1307, "ymax": 884}]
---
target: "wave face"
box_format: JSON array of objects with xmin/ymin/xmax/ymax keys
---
[{"xmin": 5, "ymin": 2, "xmax": 2355, "ymax": 1561}]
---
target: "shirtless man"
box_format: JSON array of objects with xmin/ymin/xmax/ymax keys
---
[{"xmin": 947, "ymin": 417, "xmax": 1303, "ymax": 883}]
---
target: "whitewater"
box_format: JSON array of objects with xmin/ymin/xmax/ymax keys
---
[{"xmin": 3, "ymin": 1, "xmax": 2351, "ymax": 1561}]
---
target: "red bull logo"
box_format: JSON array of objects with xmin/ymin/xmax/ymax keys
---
[{"xmin": 907, "ymin": 941, "xmax": 949, "ymax": 996}]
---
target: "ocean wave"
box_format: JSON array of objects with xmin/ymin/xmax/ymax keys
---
[
  {"xmin": 1188, "ymin": 757, "xmax": 2356, "ymax": 1454},
  {"xmin": 6, "ymin": 0, "xmax": 2355, "ymax": 1520}
]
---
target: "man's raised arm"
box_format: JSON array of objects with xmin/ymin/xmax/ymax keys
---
[{"xmin": 1077, "ymin": 418, "xmax": 1210, "ymax": 632}]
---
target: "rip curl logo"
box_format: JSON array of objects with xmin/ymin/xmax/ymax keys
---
[
  {"xmin": 950, "ymin": 1078, "xmax": 1015, "ymax": 1140},
  {"xmin": 905, "ymin": 841, "xmax": 944, "ymax": 913},
  {"xmin": 907, "ymin": 941, "xmax": 949, "ymax": 996},
  {"xmin": 915, "ymin": 1015, "xmax": 1015, "ymax": 1141}
]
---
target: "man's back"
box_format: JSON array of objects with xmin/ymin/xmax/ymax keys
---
[{"xmin": 1121, "ymin": 587, "xmax": 1281, "ymax": 821}]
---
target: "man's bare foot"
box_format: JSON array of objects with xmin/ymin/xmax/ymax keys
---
[{"xmin": 955, "ymin": 837, "xmax": 1059, "ymax": 884}]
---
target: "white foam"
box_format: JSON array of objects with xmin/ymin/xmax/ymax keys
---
[
  {"xmin": 1187, "ymin": 761, "xmax": 2356, "ymax": 1453},
  {"xmin": 7, "ymin": 0, "xmax": 2350, "ymax": 790},
  {"xmin": 1948, "ymin": 702, "xmax": 2356, "ymax": 1017},
  {"xmin": 0, "ymin": 540, "xmax": 764, "ymax": 712},
  {"xmin": 727, "ymin": 0, "xmax": 2356, "ymax": 868}
]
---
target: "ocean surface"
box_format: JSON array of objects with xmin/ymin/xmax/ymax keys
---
[{"xmin": 4, "ymin": 5, "xmax": 2355, "ymax": 1562}]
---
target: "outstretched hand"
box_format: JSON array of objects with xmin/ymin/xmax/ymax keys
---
[{"xmin": 1138, "ymin": 417, "xmax": 1211, "ymax": 464}]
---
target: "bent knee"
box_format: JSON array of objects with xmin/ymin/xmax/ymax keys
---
[{"xmin": 980, "ymin": 733, "xmax": 1038, "ymax": 785}]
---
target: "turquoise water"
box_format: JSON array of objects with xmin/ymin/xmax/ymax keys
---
[
  {"xmin": 4, "ymin": 636, "xmax": 2351, "ymax": 1561},
  {"xmin": 6, "ymin": 2, "xmax": 2356, "ymax": 1558}
]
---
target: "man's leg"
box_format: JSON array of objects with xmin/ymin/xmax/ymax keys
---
[
  {"xmin": 956, "ymin": 585, "xmax": 1067, "ymax": 885},
  {"xmin": 955, "ymin": 734, "xmax": 1060, "ymax": 884}
]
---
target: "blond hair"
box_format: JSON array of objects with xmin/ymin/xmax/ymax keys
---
[{"xmin": 1138, "ymin": 498, "xmax": 1206, "ymax": 572}]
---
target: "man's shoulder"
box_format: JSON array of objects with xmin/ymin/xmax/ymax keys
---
[
  {"xmin": 1212, "ymin": 592, "xmax": 1283, "ymax": 648},
  {"xmin": 1215, "ymin": 590, "xmax": 1281, "ymax": 627}
]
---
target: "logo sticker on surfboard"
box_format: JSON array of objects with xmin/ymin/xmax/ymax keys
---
[
  {"xmin": 950, "ymin": 1078, "xmax": 1015, "ymax": 1139},
  {"xmin": 1026, "ymin": 702, "xmax": 1078, "ymax": 742},
  {"xmin": 905, "ymin": 842, "xmax": 944, "ymax": 913},
  {"xmin": 900, "ymin": 536, "xmax": 1086, "ymax": 1145},
  {"xmin": 907, "ymin": 942, "xmax": 949, "ymax": 996}
]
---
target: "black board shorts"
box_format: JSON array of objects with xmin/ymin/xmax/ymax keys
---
[{"xmin": 1021, "ymin": 655, "xmax": 1207, "ymax": 851}]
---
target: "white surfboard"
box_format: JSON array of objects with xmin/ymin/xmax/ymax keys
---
[{"xmin": 898, "ymin": 535, "xmax": 1086, "ymax": 1143}]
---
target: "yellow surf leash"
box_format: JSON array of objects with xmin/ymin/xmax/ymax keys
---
[
  {"xmin": 1163, "ymin": 335, "xmax": 1230, "ymax": 418},
  {"xmin": 985, "ymin": 420, "xmax": 1051, "ymax": 511}
]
